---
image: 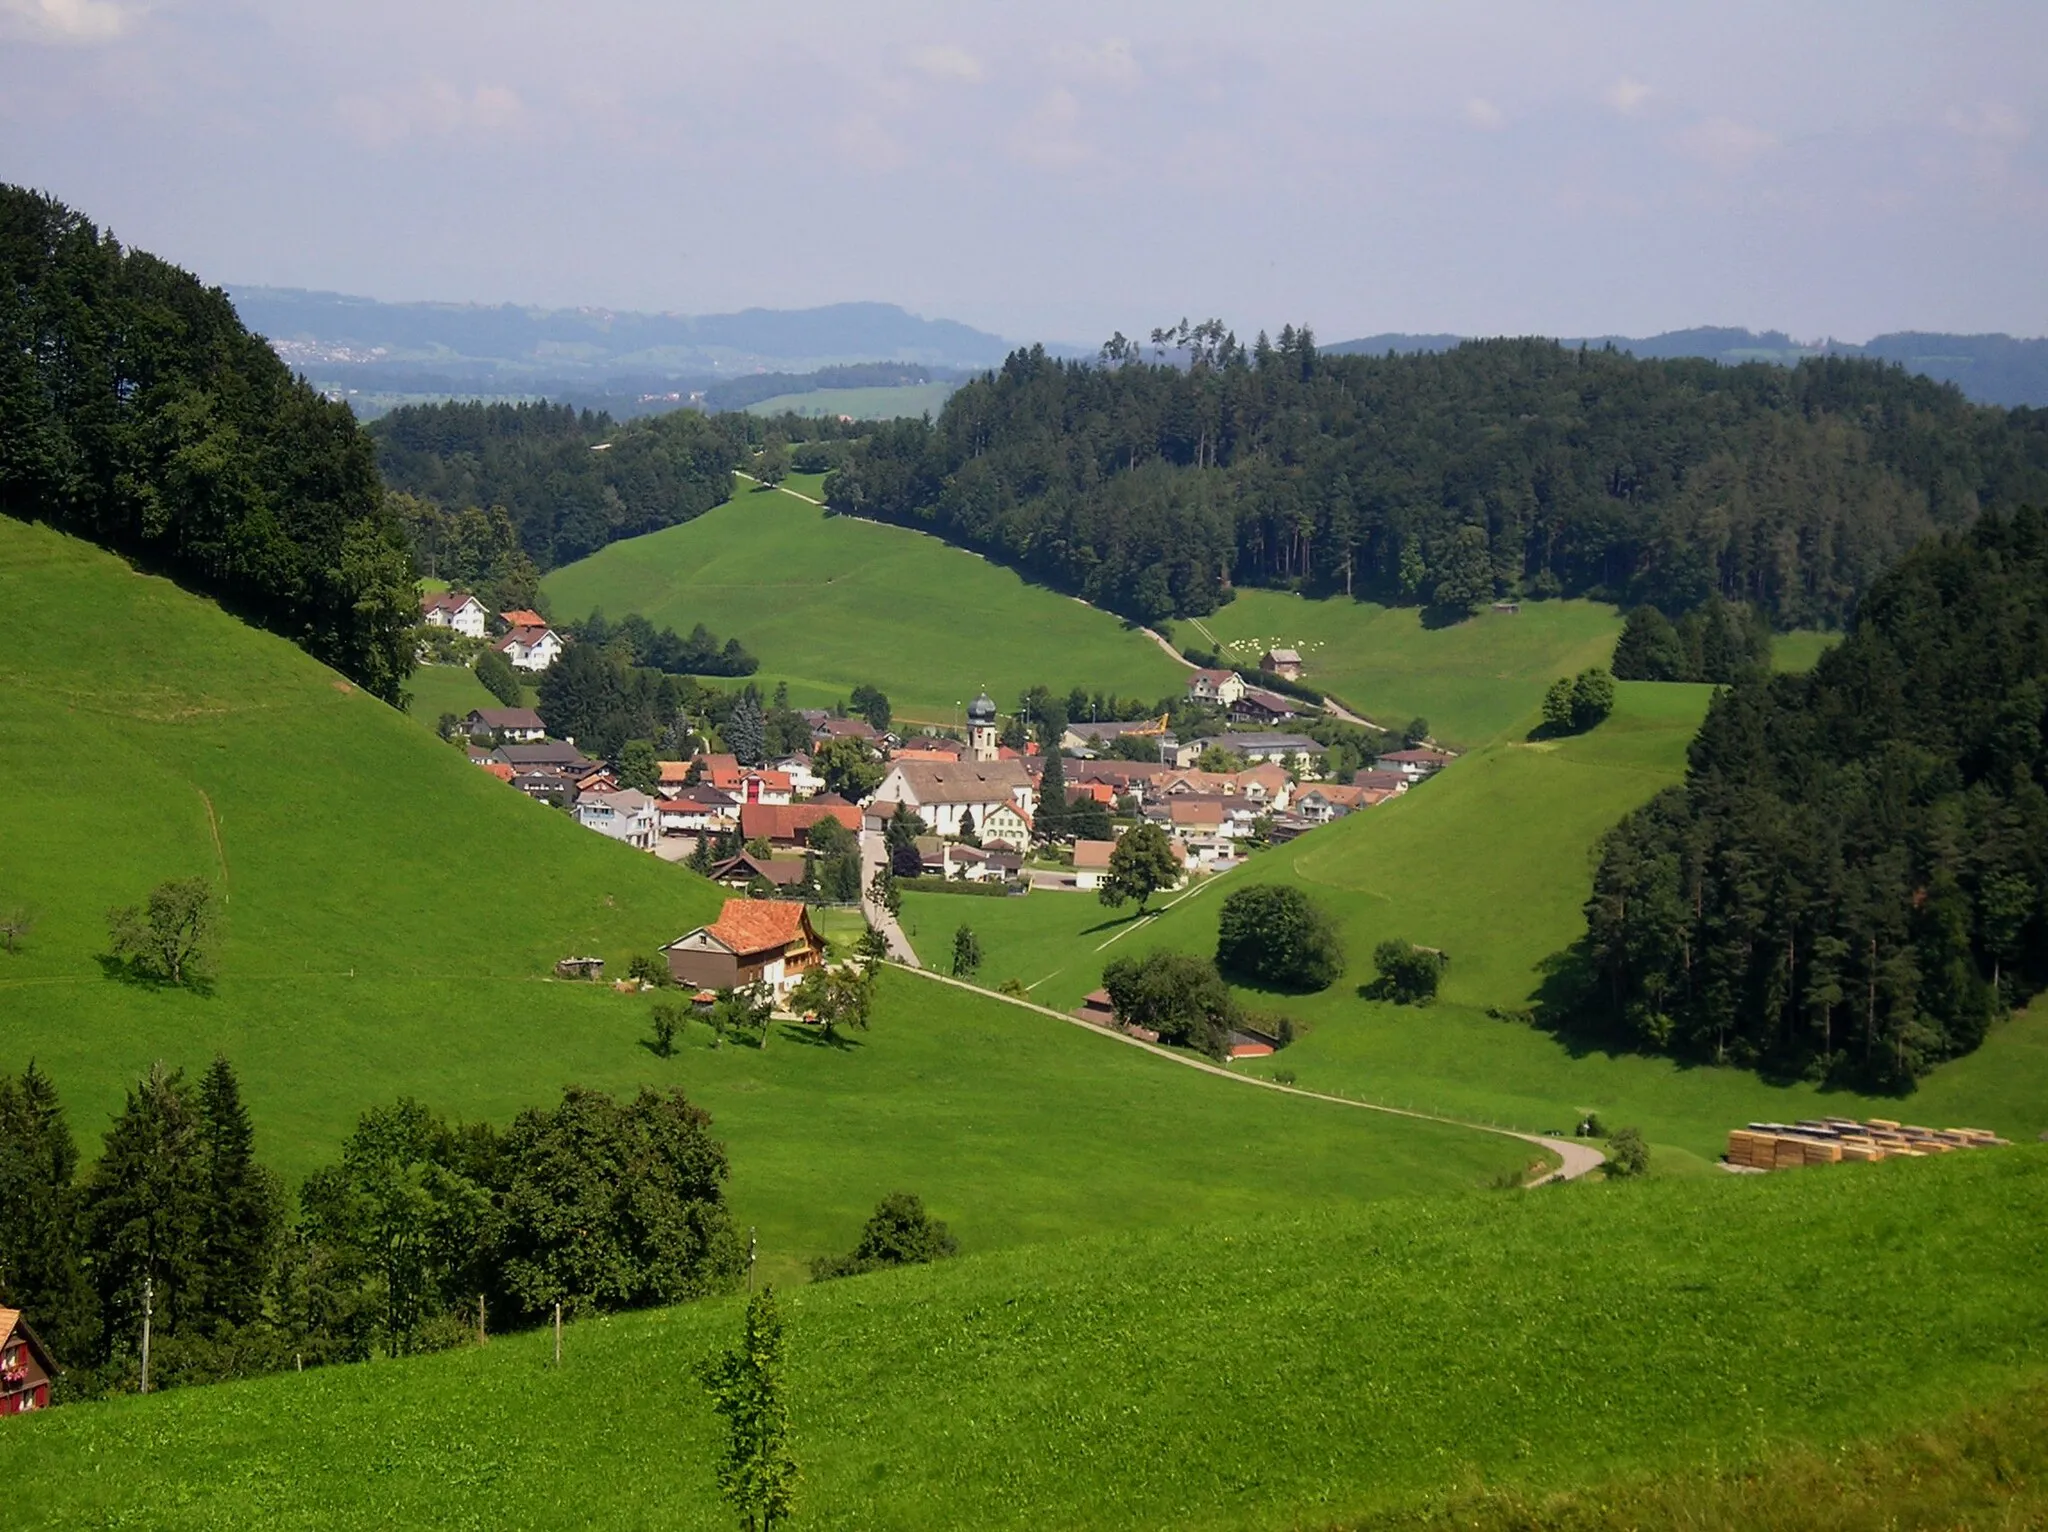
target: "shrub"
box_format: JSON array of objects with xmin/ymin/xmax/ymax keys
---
[
  {"xmin": 1541, "ymin": 667, "xmax": 1616, "ymax": 735},
  {"xmin": 1102, "ymin": 950, "xmax": 1241, "ymax": 1060},
  {"xmin": 1215, "ymin": 884, "xmax": 1344, "ymax": 991},
  {"xmin": 474, "ymin": 647, "xmax": 523, "ymax": 707},
  {"xmin": 810, "ymin": 1192, "xmax": 959, "ymax": 1281},
  {"xmin": 1369, "ymin": 939, "xmax": 1446, "ymax": 1004},
  {"xmin": 1604, "ymin": 1126, "xmax": 1651, "ymax": 1178}
]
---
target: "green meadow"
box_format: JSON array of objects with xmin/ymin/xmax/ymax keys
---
[
  {"xmin": 540, "ymin": 478, "xmax": 1187, "ymax": 722},
  {"xmin": 746, "ymin": 381, "xmax": 957, "ymax": 419},
  {"xmin": 1170, "ymin": 590, "xmax": 1626, "ymax": 747},
  {"xmin": 0, "ymin": 515, "xmax": 1534, "ymax": 1288},
  {"xmin": 906, "ymin": 681, "xmax": 2048, "ymax": 1164},
  {"xmin": 2, "ymin": 1148, "xmax": 2042, "ymax": 1529},
  {"xmin": 1772, "ymin": 627, "xmax": 1841, "ymax": 672},
  {"xmin": 402, "ymin": 658, "xmax": 528, "ymax": 721}
]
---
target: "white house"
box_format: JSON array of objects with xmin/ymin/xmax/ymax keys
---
[
  {"xmin": 1378, "ymin": 748, "xmax": 1454, "ymax": 780},
  {"xmin": 655, "ymin": 786, "xmax": 738, "ymax": 835},
  {"xmin": 494, "ymin": 625, "xmax": 563, "ymax": 672},
  {"xmin": 775, "ymin": 753, "xmax": 825, "ymax": 797},
  {"xmin": 868, "ymin": 759, "xmax": 1038, "ymax": 839},
  {"xmin": 1186, "ymin": 669, "xmax": 1246, "ymax": 707},
  {"xmin": 420, "ymin": 591, "xmax": 487, "ymax": 638},
  {"xmin": 465, "ymin": 707, "xmax": 546, "ymax": 743},
  {"xmin": 572, "ymin": 789, "xmax": 658, "ymax": 850}
]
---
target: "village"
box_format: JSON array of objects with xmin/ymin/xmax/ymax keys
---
[{"xmin": 422, "ymin": 588, "xmax": 1453, "ymax": 1032}]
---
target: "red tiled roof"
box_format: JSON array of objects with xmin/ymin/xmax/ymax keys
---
[
  {"xmin": 1073, "ymin": 839, "xmax": 1115, "ymax": 869},
  {"xmin": 740, "ymin": 802, "xmax": 863, "ymax": 841},
  {"xmin": 706, "ymin": 899, "xmax": 816, "ymax": 958},
  {"xmin": 499, "ymin": 608, "xmax": 546, "ymax": 628},
  {"xmin": 480, "ymin": 762, "xmax": 516, "ymax": 782}
]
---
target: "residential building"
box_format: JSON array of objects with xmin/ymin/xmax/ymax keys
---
[
  {"xmin": 510, "ymin": 766, "xmax": 578, "ymax": 804},
  {"xmin": 1294, "ymin": 783, "xmax": 1396, "ymax": 822},
  {"xmin": 775, "ymin": 753, "xmax": 825, "ymax": 796},
  {"xmin": 494, "ymin": 740, "xmax": 597, "ymax": 773},
  {"xmin": 938, "ymin": 843, "xmax": 1021, "ymax": 882},
  {"xmin": 979, "ymin": 800, "xmax": 1033, "ymax": 850},
  {"xmin": 1261, "ymin": 647, "xmax": 1304, "ymax": 679},
  {"xmin": 572, "ymin": 788, "xmax": 658, "ymax": 850},
  {"xmin": 1072, "ymin": 838, "xmax": 1116, "ymax": 891},
  {"xmin": 420, "ymin": 591, "xmax": 488, "ymax": 637},
  {"xmin": 868, "ymin": 757, "xmax": 1038, "ymax": 838},
  {"xmin": 707, "ymin": 851, "xmax": 810, "ymax": 891},
  {"xmin": 498, "ymin": 608, "xmax": 547, "ymax": 629},
  {"xmin": 663, "ymin": 900, "xmax": 827, "ymax": 996},
  {"xmin": 0, "ymin": 1309, "xmax": 54, "ymax": 1415},
  {"xmin": 465, "ymin": 707, "xmax": 546, "ymax": 742},
  {"xmin": 655, "ymin": 785, "xmax": 738, "ymax": 834},
  {"xmin": 1186, "ymin": 668, "xmax": 1246, "ymax": 707},
  {"xmin": 812, "ymin": 716, "xmax": 882, "ymax": 748},
  {"xmin": 1379, "ymin": 748, "xmax": 1454, "ymax": 779},
  {"xmin": 1230, "ymin": 687, "xmax": 1298, "ymax": 724},
  {"xmin": 893, "ymin": 734, "xmax": 966, "ymax": 762},
  {"xmin": 734, "ymin": 769, "xmax": 793, "ymax": 806},
  {"xmin": 493, "ymin": 625, "xmax": 563, "ymax": 672},
  {"xmin": 1191, "ymin": 733, "xmax": 1328, "ymax": 770},
  {"xmin": 740, "ymin": 799, "xmax": 864, "ymax": 848},
  {"xmin": 1059, "ymin": 716, "xmax": 1169, "ymax": 756}
]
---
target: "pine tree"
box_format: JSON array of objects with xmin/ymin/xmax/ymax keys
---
[
  {"xmin": 195, "ymin": 1056, "xmax": 283, "ymax": 1334},
  {"xmin": 728, "ymin": 691, "xmax": 767, "ymax": 767},
  {"xmin": 1035, "ymin": 749, "xmax": 1068, "ymax": 843},
  {"xmin": 0, "ymin": 1063, "xmax": 98, "ymax": 1366},
  {"xmin": 80, "ymin": 1063, "xmax": 207, "ymax": 1357}
]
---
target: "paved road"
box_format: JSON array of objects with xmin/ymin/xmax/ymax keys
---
[
  {"xmin": 898, "ymin": 965, "xmax": 1606, "ymax": 1186},
  {"xmin": 859, "ymin": 829, "xmax": 922, "ymax": 967}
]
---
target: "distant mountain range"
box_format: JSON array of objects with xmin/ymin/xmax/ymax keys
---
[{"xmin": 1326, "ymin": 327, "xmax": 2048, "ymax": 408}]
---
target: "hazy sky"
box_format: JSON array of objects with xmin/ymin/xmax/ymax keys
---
[{"xmin": 4, "ymin": 1, "xmax": 2044, "ymax": 345}]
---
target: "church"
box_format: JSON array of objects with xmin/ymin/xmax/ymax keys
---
[{"xmin": 867, "ymin": 690, "xmax": 1038, "ymax": 840}]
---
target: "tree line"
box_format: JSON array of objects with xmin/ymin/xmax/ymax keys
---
[
  {"xmin": 1582, "ymin": 507, "xmax": 2048, "ymax": 1088},
  {"xmin": 0, "ymin": 1057, "xmax": 744, "ymax": 1397},
  {"xmin": 370, "ymin": 399, "xmax": 743, "ymax": 569},
  {"xmin": 0, "ymin": 186, "xmax": 418, "ymax": 702},
  {"xmin": 565, "ymin": 608, "xmax": 759, "ymax": 678},
  {"xmin": 822, "ymin": 330, "xmax": 2048, "ymax": 627}
]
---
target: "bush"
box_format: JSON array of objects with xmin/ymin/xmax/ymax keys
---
[
  {"xmin": 894, "ymin": 876, "xmax": 1020, "ymax": 897},
  {"xmin": 474, "ymin": 647, "xmax": 524, "ymax": 707},
  {"xmin": 1102, "ymin": 950, "xmax": 1241, "ymax": 1059},
  {"xmin": 1604, "ymin": 1126, "xmax": 1651, "ymax": 1178},
  {"xmin": 810, "ymin": 1192, "xmax": 958, "ymax": 1280},
  {"xmin": 1541, "ymin": 667, "xmax": 1616, "ymax": 735},
  {"xmin": 1215, "ymin": 885, "xmax": 1344, "ymax": 991},
  {"xmin": 627, "ymin": 953, "xmax": 672, "ymax": 988},
  {"xmin": 1369, "ymin": 939, "xmax": 1446, "ymax": 1004}
]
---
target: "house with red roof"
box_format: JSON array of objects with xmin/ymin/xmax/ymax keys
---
[
  {"xmin": 740, "ymin": 799, "xmax": 863, "ymax": 848},
  {"xmin": 0, "ymin": 1309, "xmax": 55, "ymax": 1415},
  {"xmin": 662, "ymin": 899, "xmax": 827, "ymax": 996}
]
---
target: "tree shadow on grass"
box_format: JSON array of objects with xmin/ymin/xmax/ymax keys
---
[
  {"xmin": 1419, "ymin": 603, "xmax": 1479, "ymax": 631},
  {"xmin": 95, "ymin": 953, "xmax": 215, "ymax": 998},
  {"xmin": 1078, "ymin": 910, "xmax": 1153, "ymax": 938},
  {"xmin": 775, "ymin": 1023, "xmax": 863, "ymax": 1051}
]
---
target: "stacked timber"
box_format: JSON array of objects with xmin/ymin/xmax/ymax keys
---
[{"xmin": 1724, "ymin": 1116, "xmax": 2009, "ymax": 1171}]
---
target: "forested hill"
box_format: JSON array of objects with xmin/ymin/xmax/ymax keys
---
[
  {"xmin": 1585, "ymin": 507, "xmax": 2048, "ymax": 1089},
  {"xmin": 370, "ymin": 400, "xmax": 741, "ymax": 569},
  {"xmin": 826, "ymin": 334, "xmax": 2048, "ymax": 628},
  {"xmin": 0, "ymin": 187, "xmax": 416, "ymax": 700}
]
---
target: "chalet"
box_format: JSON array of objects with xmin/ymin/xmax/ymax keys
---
[
  {"xmin": 1260, "ymin": 647, "xmax": 1304, "ymax": 680},
  {"xmin": 495, "ymin": 740, "xmax": 591, "ymax": 771},
  {"xmin": 740, "ymin": 799, "xmax": 863, "ymax": 848},
  {"xmin": 1293, "ymin": 782, "xmax": 1399, "ymax": 821},
  {"xmin": 493, "ymin": 625, "xmax": 563, "ymax": 672},
  {"xmin": 420, "ymin": 591, "xmax": 488, "ymax": 637},
  {"xmin": 1353, "ymin": 769, "xmax": 1410, "ymax": 795},
  {"xmin": 572, "ymin": 789, "xmax": 658, "ymax": 850},
  {"xmin": 465, "ymin": 706, "xmax": 546, "ymax": 742},
  {"xmin": 655, "ymin": 785, "xmax": 738, "ymax": 834},
  {"xmin": 0, "ymin": 1309, "xmax": 54, "ymax": 1415},
  {"xmin": 575, "ymin": 766, "xmax": 620, "ymax": 796},
  {"xmin": 868, "ymin": 759, "xmax": 1038, "ymax": 839},
  {"xmin": 663, "ymin": 899, "xmax": 826, "ymax": 996},
  {"xmin": 510, "ymin": 766, "xmax": 578, "ymax": 804},
  {"xmin": 1186, "ymin": 668, "xmax": 1246, "ymax": 707},
  {"xmin": 707, "ymin": 851, "xmax": 810, "ymax": 891},
  {"xmin": 1379, "ymin": 748, "xmax": 1453, "ymax": 780},
  {"xmin": 1230, "ymin": 687, "xmax": 1298, "ymax": 724}
]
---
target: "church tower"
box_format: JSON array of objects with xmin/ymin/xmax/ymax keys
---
[{"xmin": 967, "ymin": 689, "xmax": 999, "ymax": 763}]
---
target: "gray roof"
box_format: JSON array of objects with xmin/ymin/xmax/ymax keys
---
[{"xmin": 1192, "ymin": 733, "xmax": 1325, "ymax": 754}]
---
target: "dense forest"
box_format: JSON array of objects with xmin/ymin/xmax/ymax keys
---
[
  {"xmin": 825, "ymin": 330, "xmax": 2048, "ymax": 626},
  {"xmin": 369, "ymin": 400, "xmax": 742, "ymax": 569},
  {"xmin": 0, "ymin": 187, "xmax": 417, "ymax": 701},
  {"xmin": 0, "ymin": 1057, "xmax": 741, "ymax": 1396},
  {"xmin": 1582, "ymin": 507, "xmax": 2048, "ymax": 1088}
]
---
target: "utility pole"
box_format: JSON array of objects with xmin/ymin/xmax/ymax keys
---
[
  {"xmin": 747, "ymin": 1227, "xmax": 758, "ymax": 1293},
  {"xmin": 139, "ymin": 1275, "xmax": 153, "ymax": 1394}
]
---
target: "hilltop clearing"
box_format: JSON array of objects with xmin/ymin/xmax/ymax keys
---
[
  {"xmin": 540, "ymin": 476, "xmax": 1186, "ymax": 721},
  {"xmin": 3, "ymin": 1148, "xmax": 2042, "ymax": 1528}
]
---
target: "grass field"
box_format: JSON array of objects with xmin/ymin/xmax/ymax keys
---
[
  {"xmin": 1772, "ymin": 628, "xmax": 1841, "ymax": 672},
  {"xmin": 402, "ymin": 659, "xmax": 531, "ymax": 722},
  {"xmin": 540, "ymin": 477, "xmax": 1187, "ymax": 722},
  {"xmin": 1170, "ymin": 591, "xmax": 1625, "ymax": 748},
  {"xmin": 0, "ymin": 515, "xmax": 1537, "ymax": 1286},
  {"xmin": 905, "ymin": 682, "xmax": 2048, "ymax": 1164},
  {"xmin": 746, "ymin": 382, "xmax": 957, "ymax": 419},
  {"xmin": 4, "ymin": 1147, "xmax": 2042, "ymax": 1528}
]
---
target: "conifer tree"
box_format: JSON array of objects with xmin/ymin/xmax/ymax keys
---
[
  {"xmin": 81, "ymin": 1063, "xmax": 207, "ymax": 1354},
  {"xmin": 195, "ymin": 1056, "xmax": 283, "ymax": 1333},
  {"xmin": 1035, "ymin": 748, "xmax": 1068, "ymax": 843},
  {"xmin": 0, "ymin": 1063, "xmax": 98, "ymax": 1365}
]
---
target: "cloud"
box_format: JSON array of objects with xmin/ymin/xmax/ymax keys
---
[
  {"xmin": 1605, "ymin": 77, "xmax": 1651, "ymax": 115},
  {"xmin": 834, "ymin": 111, "xmax": 909, "ymax": 173},
  {"xmin": 909, "ymin": 44, "xmax": 984, "ymax": 84},
  {"xmin": 1945, "ymin": 103, "xmax": 2027, "ymax": 143},
  {"xmin": 0, "ymin": 0, "xmax": 136, "ymax": 44},
  {"xmin": 1056, "ymin": 38, "xmax": 1140, "ymax": 87},
  {"xmin": 1465, "ymin": 97, "xmax": 1505, "ymax": 130},
  {"xmin": 335, "ymin": 79, "xmax": 528, "ymax": 149},
  {"xmin": 1010, "ymin": 86, "xmax": 1092, "ymax": 171},
  {"xmin": 1675, "ymin": 115, "xmax": 1778, "ymax": 174}
]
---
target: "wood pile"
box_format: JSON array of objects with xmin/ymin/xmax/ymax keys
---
[{"xmin": 1726, "ymin": 1117, "xmax": 2008, "ymax": 1171}]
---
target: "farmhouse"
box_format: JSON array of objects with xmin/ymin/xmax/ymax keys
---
[
  {"xmin": 707, "ymin": 851, "xmax": 809, "ymax": 891},
  {"xmin": 493, "ymin": 624, "xmax": 563, "ymax": 672},
  {"xmin": 740, "ymin": 799, "xmax": 863, "ymax": 848},
  {"xmin": 663, "ymin": 899, "xmax": 826, "ymax": 996},
  {"xmin": 419, "ymin": 591, "xmax": 487, "ymax": 637},
  {"xmin": 1293, "ymin": 782, "xmax": 1400, "ymax": 821},
  {"xmin": 1261, "ymin": 647, "xmax": 1304, "ymax": 679},
  {"xmin": 1380, "ymin": 747, "xmax": 1453, "ymax": 779},
  {"xmin": 1230, "ymin": 687, "xmax": 1298, "ymax": 724},
  {"xmin": 465, "ymin": 706, "xmax": 546, "ymax": 742},
  {"xmin": 1186, "ymin": 668, "xmax": 1246, "ymax": 707},
  {"xmin": 0, "ymin": 1309, "xmax": 54, "ymax": 1415},
  {"xmin": 868, "ymin": 759, "xmax": 1038, "ymax": 839},
  {"xmin": 571, "ymin": 788, "xmax": 658, "ymax": 850}
]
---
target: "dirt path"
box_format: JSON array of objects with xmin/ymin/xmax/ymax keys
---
[
  {"xmin": 734, "ymin": 469, "xmax": 824, "ymax": 507},
  {"xmin": 898, "ymin": 964, "xmax": 1605, "ymax": 1186}
]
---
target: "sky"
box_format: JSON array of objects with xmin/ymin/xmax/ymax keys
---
[{"xmin": 3, "ymin": 0, "xmax": 2044, "ymax": 346}]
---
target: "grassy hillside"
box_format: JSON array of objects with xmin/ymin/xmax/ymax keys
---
[
  {"xmin": 541, "ymin": 478, "xmax": 1186, "ymax": 721},
  {"xmin": 0, "ymin": 514, "xmax": 1532, "ymax": 1285},
  {"xmin": 1171, "ymin": 592, "xmax": 1625, "ymax": 748},
  {"xmin": 746, "ymin": 381, "xmax": 956, "ymax": 419},
  {"xmin": 907, "ymin": 682, "xmax": 2048, "ymax": 1162},
  {"xmin": 4, "ymin": 1148, "xmax": 2042, "ymax": 1528},
  {"xmin": 403, "ymin": 659, "xmax": 526, "ymax": 722}
]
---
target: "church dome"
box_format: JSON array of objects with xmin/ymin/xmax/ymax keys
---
[{"xmin": 967, "ymin": 690, "xmax": 998, "ymax": 725}]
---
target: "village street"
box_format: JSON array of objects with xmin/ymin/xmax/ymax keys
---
[{"xmin": 859, "ymin": 827, "xmax": 921, "ymax": 966}]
